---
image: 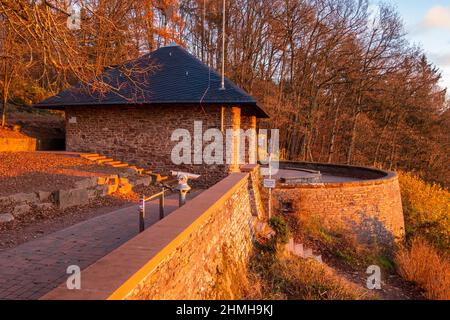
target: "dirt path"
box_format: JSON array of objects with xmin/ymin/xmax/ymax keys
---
[{"xmin": 322, "ymin": 256, "xmax": 424, "ymax": 300}]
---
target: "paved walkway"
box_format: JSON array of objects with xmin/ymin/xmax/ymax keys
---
[{"xmin": 0, "ymin": 192, "xmax": 197, "ymax": 300}]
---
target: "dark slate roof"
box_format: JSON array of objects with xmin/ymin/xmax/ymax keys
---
[{"xmin": 34, "ymin": 45, "xmax": 268, "ymax": 118}]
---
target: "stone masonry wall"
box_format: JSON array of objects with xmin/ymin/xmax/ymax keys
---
[
  {"xmin": 240, "ymin": 115, "xmax": 257, "ymax": 165},
  {"xmin": 273, "ymin": 175, "xmax": 405, "ymax": 247},
  {"xmin": 127, "ymin": 172, "xmax": 257, "ymax": 299},
  {"xmin": 0, "ymin": 137, "xmax": 36, "ymax": 152},
  {"xmin": 65, "ymin": 105, "xmax": 243, "ymax": 187}
]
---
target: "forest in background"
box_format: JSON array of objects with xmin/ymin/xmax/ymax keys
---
[{"xmin": 0, "ymin": 0, "xmax": 449, "ymax": 187}]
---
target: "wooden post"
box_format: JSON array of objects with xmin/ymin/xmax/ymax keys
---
[
  {"xmin": 139, "ymin": 195, "xmax": 145, "ymax": 233},
  {"xmin": 159, "ymin": 188, "xmax": 165, "ymax": 220}
]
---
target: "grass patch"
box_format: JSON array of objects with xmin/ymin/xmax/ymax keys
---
[
  {"xmin": 376, "ymin": 255, "xmax": 395, "ymax": 272},
  {"xmin": 316, "ymin": 227, "xmax": 338, "ymax": 244},
  {"xmin": 395, "ymin": 237, "xmax": 450, "ymax": 300},
  {"xmin": 244, "ymin": 215, "xmax": 376, "ymax": 300},
  {"xmin": 335, "ymin": 248, "xmax": 358, "ymax": 265},
  {"xmin": 394, "ymin": 172, "xmax": 450, "ymax": 299},
  {"xmin": 246, "ymin": 248, "xmax": 375, "ymax": 300},
  {"xmin": 287, "ymin": 214, "xmax": 390, "ymax": 270}
]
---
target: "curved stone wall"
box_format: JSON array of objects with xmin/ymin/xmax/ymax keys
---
[{"xmin": 273, "ymin": 162, "xmax": 405, "ymax": 247}]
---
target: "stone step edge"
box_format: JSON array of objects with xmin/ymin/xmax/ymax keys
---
[
  {"xmin": 286, "ymin": 237, "xmax": 323, "ymax": 263},
  {"xmin": 79, "ymin": 153, "xmax": 154, "ymax": 178}
]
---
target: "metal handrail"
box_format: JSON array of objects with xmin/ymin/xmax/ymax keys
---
[{"xmin": 138, "ymin": 188, "xmax": 170, "ymax": 233}]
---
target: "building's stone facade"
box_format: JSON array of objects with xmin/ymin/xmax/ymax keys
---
[
  {"xmin": 240, "ymin": 115, "xmax": 257, "ymax": 165},
  {"xmin": 65, "ymin": 105, "xmax": 256, "ymax": 187}
]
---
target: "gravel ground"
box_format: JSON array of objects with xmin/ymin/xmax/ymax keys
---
[{"xmin": 0, "ymin": 152, "xmax": 131, "ymax": 196}]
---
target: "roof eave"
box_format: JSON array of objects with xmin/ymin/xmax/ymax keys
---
[{"xmin": 34, "ymin": 101, "xmax": 270, "ymax": 118}]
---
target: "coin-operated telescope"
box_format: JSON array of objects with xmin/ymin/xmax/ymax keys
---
[{"xmin": 171, "ymin": 171, "xmax": 201, "ymax": 207}]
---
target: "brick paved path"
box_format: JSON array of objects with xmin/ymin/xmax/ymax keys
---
[{"xmin": 0, "ymin": 192, "xmax": 196, "ymax": 300}]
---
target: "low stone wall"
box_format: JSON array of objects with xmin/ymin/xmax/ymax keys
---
[
  {"xmin": 242, "ymin": 164, "xmax": 266, "ymax": 219},
  {"xmin": 0, "ymin": 173, "xmax": 151, "ymax": 224},
  {"xmin": 42, "ymin": 165, "xmax": 263, "ymax": 300},
  {"xmin": 273, "ymin": 162, "xmax": 405, "ymax": 247},
  {"xmin": 0, "ymin": 137, "xmax": 36, "ymax": 152}
]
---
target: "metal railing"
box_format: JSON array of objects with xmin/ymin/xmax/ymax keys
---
[
  {"xmin": 138, "ymin": 173, "xmax": 200, "ymax": 233},
  {"xmin": 138, "ymin": 188, "xmax": 169, "ymax": 233}
]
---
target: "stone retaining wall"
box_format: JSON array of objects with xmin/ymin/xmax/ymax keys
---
[
  {"xmin": 0, "ymin": 173, "xmax": 152, "ymax": 224},
  {"xmin": 0, "ymin": 137, "xmax": 36, "ymax": 152},
  {"xmin": 273, "ymin": 162, "xmax": 405, "ymax": 247}
]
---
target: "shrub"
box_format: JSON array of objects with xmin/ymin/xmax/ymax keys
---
[
  {"xmin": 398, "ymin": 171, "xmax": 450, "ymax": 250},
  {"xmin": 395, "ymin": 237, "xmax": 450, "ymax": 300},
  {"xmin": 269, "ymin": 215, "xmax": 291, "ymax": 245}
]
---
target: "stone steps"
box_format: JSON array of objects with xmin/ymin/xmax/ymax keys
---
[
  {"xmin": 112, "ymin": 163, "xmax": 129, "ymax": 168},
  {"xmin": 80, "ymin": 153, "xmax": 99, "ymax": 159},
  {"xmin": 286, "ymin": 237, "xmax": 322, "ymax": 263},
  {"xmin": 253, "ymin": 222, "xmax": 322, "ymax": 263},
  {"xmin": 79, "ymin": 153, "xmax": 156, "ymax": 178},
  {"xmin": 85, "ymin": 156, "xmax": 107, "ymax": 161},
  {"xmin": 96, "ymin": 158, "xmax": 114, "ymax": 164},
  {"xmin": 105, "ymin": 161, "xmax": 122, "ymax": 166},
  {"xmin": 150, "ymin": 173, "xmax": 169, "ymax": 182},
  {"xmin": 0, "ymin": 165, "xmax": 157, "ymax": 219},
  {"xmin": 127, "ymin": 166, "xmax": 144, "ymax": 174}
]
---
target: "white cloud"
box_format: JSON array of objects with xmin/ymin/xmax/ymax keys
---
[
  {"xmin": 423, "ymin": 6, "xmax": 450, "ymax": 30},
  {"xmin": 432, "ymin": 53, "xmax": 450, "ymax": 66}
]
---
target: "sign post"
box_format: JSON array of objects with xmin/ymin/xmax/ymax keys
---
[
  {"xmin": 265, "ymin": 139, "xmax": 275, "ymax": 219},
  {"xmin": 139, "ymin": 195, "xmax": 145, "ymax": 233}
]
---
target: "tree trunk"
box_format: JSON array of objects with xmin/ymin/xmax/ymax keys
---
[
  {"xmin": 297, "ymin": 134, "xmax": 306, "ymax": 161},
  {"xmin": 388, "ymin": 121, "xmax": 400, "ymax": 170},
  {"xmin": 347, "ymin": 91, "xmax": 362, "ymax": 164},
  {"xmin": 327, "ymin": 102, "xmax": 341, "ymax": 163},
  {"xmin": 373, "ymin": 113, "xmax": 391, "ymax": 165},
  {"xmin": 1, "ymin": 59, "xmax": 8, "ymax": 128},
  {"xmin": 289, "ymin": 130, "xmax": 298, "ymax": 160}
]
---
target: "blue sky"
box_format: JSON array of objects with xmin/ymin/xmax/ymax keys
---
[{"xmin": 384, "ymin": 0, "xmax": 450, "ymax": 91}]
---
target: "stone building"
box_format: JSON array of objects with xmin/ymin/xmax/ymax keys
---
[{"xmin": 35, "ymin": 45, "xmax": 268, "ymax": 186}]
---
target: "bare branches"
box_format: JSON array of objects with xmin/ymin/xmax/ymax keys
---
[
  {"xmin": 0, "ymin": 0, "xmax": 447, "ymax": 186},
  {"xmin": 178, "ymin": 0, "xmax": 447, "ymax": 185},
  {"xmin": 0, "ymin": 0, "xmax": 185, "ymax": 103}
]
